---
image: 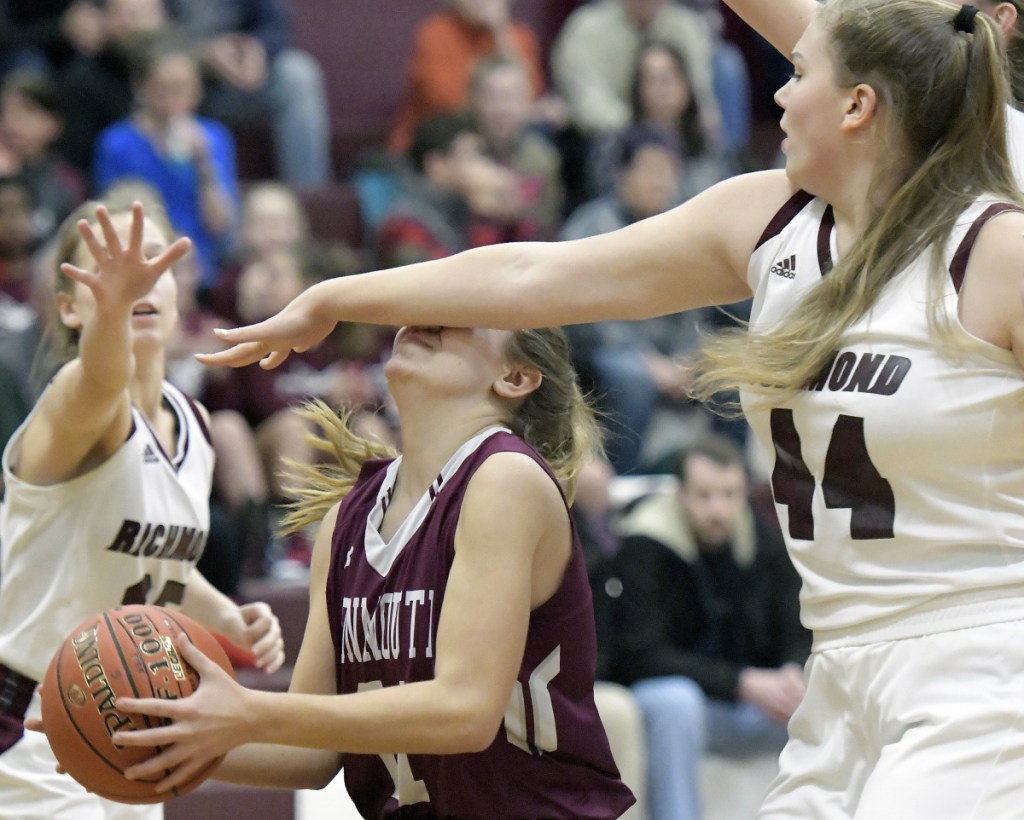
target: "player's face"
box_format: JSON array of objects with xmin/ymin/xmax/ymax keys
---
[
  {"xmin": 386, "ymin": 326, "xmax": 517, "ymax": 399},
  {"xmin": 678, "ymin": 456, "xmax": 747, "ymax": 548},
  {"xmin": 774, "ymin": 18, "xmax": 852, "ymax": 194},
  {"xmin": 63, "ymin": 214, "xmax": 180, "ymax": 347}
]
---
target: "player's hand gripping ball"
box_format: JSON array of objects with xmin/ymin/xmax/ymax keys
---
[{"xmin": 40, "ymin": 604, "xmax": 234, "ymax": 803}]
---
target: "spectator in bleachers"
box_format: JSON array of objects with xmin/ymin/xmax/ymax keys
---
[
  {"xmin": 200, "ymin": 241, "xmax": 384, "ymax": 574},
  {"xmin": 469, "ymin": 55, "xmax": 564, "ymax": 239},
  {"xmin": 388, "ymin": 0, "xmax": 557, "ymax": 156},
  {"xmin": 592, "ymin": 40, "xmax": 732, "ymax": 198},
  {"xmin": 58, "ymin": 0, "xmax": 170, "ymax": 176},
  {"xmin": 0, "ymin": 0, "xmax": 105, "ymax": 78},
  {"xmin": 165, "ymin": 0, "xmax": 331, "ymax": 186},
  {"xmin": 0, "ymin": 175, "xmax": 37, "ymax": 305},
  {"xmin": 205, "ymin": 179, "xmax": 309, "ymax": 318},
  {"xmin": 560, "ymin": 125, "xmax": 714, "ymax": 474},
  {"xmin": 552, "ymin": 0, "xmax": 721, "ymax": 145},
  {"xmin": 0, "ymin": 70, "xmax": 86, "ymax": 243},
  {"xmin": 609, "ymin": 435, "xmax": 810, "ymax": 820},
  {"xmin": 377, "ymin": 114, "xmax": 531, "ymax": 269},
  {"xmin": 94, "ymin": 34, "xmax": 240, "ymax": 289},
  {"xmin": 680, "ymin": 0, "xmax": 754, "ymax": 162}
]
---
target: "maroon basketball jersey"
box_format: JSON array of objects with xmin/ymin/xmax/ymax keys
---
[{"xmin": 326, "ymin": 427, "xmax": 635, "ymax": 819}]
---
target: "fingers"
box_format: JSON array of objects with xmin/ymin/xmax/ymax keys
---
[
  {"xmin": 213, "ymin": 321, "xmax": 274, "ymax": 345},
  {"xmin": 195, "ymin": 341, "xmax": 276, "ymax": 369},
  {"xmin": 94, "ymin": 205, "xmax": 123, "ymax": 259},
  {"xmin": 260, "ymin": 349, "xmax": 291, "ymax": 370},
  {"xmin": 115, "ymin": 696, "xmax": 181, "ymax": 723},
  {"xmin": 24, "ymin": 717, "xmax": 43, "ymax": 733},
  {"xmin": 59, "ymin": 262, "xmax": 96, "ymax": 287},
  {"xmin": 127, "ymin": 201, "xmax": 145, "ymax": 257},
  {"xmin": 75, "ymin": 218, "xmax": 108, "ymax": 268},
  {"xmin": 240, "ymin": 603, "xmax": 285, "ymax": 673},
  {"xmin": 178, "ymin": 636, "xmax": 220, "ymax": 676},
  {"xmin": 151, "ymin": 236, "xmax": 193, "ymax": 273}
]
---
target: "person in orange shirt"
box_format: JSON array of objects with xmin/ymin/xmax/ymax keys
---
[{"xmin": 388, "ymin": 0, "xmax": 547, "ymax": 155}]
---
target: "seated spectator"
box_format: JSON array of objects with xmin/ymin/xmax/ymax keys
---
[
  {"xmin": 469, "ymin": 55, "xmax": 564, "ymax": 238},
  {"xmin": 93, "ymin": 34, "xmax": 240, "ymax": 289},
  {"xmin": 205, "ymin": 179, "xmax": 309, "ymax": 317},
  {"xmin": 0, "ymin": 175, "xmax": 37, "ymax": 304},
  {"xmin": 609, "ymin": 436, "xmax": 810, "ymax": 820},
  {"xmin": 165, "ymin": 0, "xmax": 331, "ymax": 185},
  {"xmin": 0, "ymin": 70, "xmax": 86, "ymax": 242},
  {"xmin": 377, "ymin": 114, "xmax": 528, "ymax": 269},
  {"xmin": 592, "ymin": 40, "xmax": 733, "ymax": 198},
  {"xmin": 551, "ymin": 0, "xmax": 720, "ymax": 144},
  {"xmin": 388, "ymin": 0, "xmax": 551, "ymax": 156},
  {"xmin": 0, "ymin": 0, "xmax": 104, "ymax": 78},
  {"xmin": 561, "ymin": 125, "xmax": 715, "ymax": 474},
  {"xmin": 200, "ymin": 241, "xmax": 385, "ymax": 575},
  {"xmin": 58, "ymin": 0, "xmax": 171, "ymax": 175}
]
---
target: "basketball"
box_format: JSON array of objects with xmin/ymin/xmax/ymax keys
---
[{"xmin": 40, "ymin": 604, "xmax": 235, "ymax": 804}]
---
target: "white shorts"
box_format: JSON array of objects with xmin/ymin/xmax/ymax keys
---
[
  {"xmin": 0, "ymin": 691, "xmax": 162, "ymax": 820},
  {"xmin": 759, "ymin": 619, "xmax": 1024, "ymax": 819}
]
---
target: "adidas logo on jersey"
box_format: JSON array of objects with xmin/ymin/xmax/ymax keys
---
[
  {"xmin": 770, "ymin": 254, "xmax": 797, "ymax": 279},
  {"xmin": 143, "ymin": 444, "xmax": 160, "ymax": 464}
]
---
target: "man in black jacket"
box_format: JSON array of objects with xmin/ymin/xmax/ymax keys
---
[{"xmin": 608, "ymin": 434, "xmax": 810, "ymax": 820}]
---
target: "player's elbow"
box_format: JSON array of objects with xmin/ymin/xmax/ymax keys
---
[{"xmin": 442, "ymin": 694, "xmax": 506, "ymax": 753}]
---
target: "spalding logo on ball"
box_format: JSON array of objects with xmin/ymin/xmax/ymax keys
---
[{"xmin": 41, "ymin": 604, "xmax": 234, "ymax": 804}]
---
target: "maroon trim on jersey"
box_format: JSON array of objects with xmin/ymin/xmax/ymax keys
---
[
  {"xmin": 754, "ymin": 190, "xmax": 815, "ymax": 250},
  {"xmin": 181, "ymin": 393, "xmax": 212, "ymax": 445},
  {"xmin": 949, "ymin": 202, "xmax": 1024, "ymax": 293},
  {"xmin": 817, "ymin": 204, "xmax": 835, "ymax": 276},
  {"xmin": 138, "ymin": 389, "xmax": 190, "ymax": 473}
]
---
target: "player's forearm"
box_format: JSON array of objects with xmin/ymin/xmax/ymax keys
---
[
  {"xmin": 305, "ymin": 242, "xmax": 553, "ymax": 330},
  {"xmin": 214, "ymin": 743, "xmax": 340, "ymax": 790},
  {"xmin": 181, "ymin": 569, "xmax": 247, "ymax": 644},
  {"xmin": 721, "ymin": 0, "xmax": 815, "ymax": 55},
  {"xmin": 245, "ymin": 679, "xmax": 503, "ymax": 756},
  {"xmin": 77, "ymin": 305, "xmax": 135, "ymax": 394}
]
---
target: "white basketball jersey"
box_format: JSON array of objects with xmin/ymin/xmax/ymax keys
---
[
  {"xmin": 0, "ymin": 381, "xmax": 214, "ymax": 682},
  {"xmin": 1007, "ymin": 104, "xmax": 1024, "ymax": 190},
  {"xmin": 743, "ymin": 193, "xmax": 1024, "ymax": 648}
]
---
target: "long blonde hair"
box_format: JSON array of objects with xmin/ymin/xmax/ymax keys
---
[
  {"xmin": 280, "ymin": 327, "xmax": 602, "ymax": 533},
  {"xmin": 692, "ymin": 0, "xmax": 1022, "ymax": 406}
]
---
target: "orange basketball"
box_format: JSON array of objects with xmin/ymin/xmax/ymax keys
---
[{"xmin": 40, "ymin": 604, "xmax": 235, "ymax": 804}]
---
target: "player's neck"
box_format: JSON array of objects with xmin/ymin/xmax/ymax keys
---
[
  {"xmin": 129, "ymin": 356, "xmax": 165, "ymax": 419},
  {"xmin": 393, "ymin": 410, "xmax": 507, "ymax": 499}
]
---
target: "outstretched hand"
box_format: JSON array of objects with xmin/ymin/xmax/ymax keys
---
[
  {"xmin": 60, "ymin": 203, "xmax": 192, "ymax": 310},
  {"xmin": 195, "ymin": 282, "xmax": 338, "ymax": 369},
  {"xmin": 113, "ymin": 640, "xmax": 253, "ymax": 792}
]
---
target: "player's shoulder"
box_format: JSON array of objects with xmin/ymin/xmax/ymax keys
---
[{"xmin": 466, "ymin": 449, "xmax": 563, "ymax": 509}]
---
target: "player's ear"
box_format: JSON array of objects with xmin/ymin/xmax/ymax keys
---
[
  {"xmin": 56, "ymin": 291, "xmax": 82, "ymax": 331},
  {"xmin": 841, "ymin": 83, "xmax": 878, "ymax": 134},
  {"xmin": 992, "ymin": 2, "xmax": 1018, "ymax": 37},
  {"xmin": 493, "ymin": 363, "xmax": 542, "ymax": 400}
]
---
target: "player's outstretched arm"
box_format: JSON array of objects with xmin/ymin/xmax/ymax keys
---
[
  {"xmin": 198, "ymin": 172, "xmax": 795, "ymax": 370},
  {"xmin": 16, "ymin": 203, "xmax": 191, "ymax": 485},
  {"xmin": 722, "ymin": 0, "xmax": 816, "ymax": 56}
]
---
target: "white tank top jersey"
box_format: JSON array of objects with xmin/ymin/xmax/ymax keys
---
[
  {"xmin": 0, "ymin": 381, "xmax": 214, "ymax": 682},
  {"xmin": 1007, "ymin": 104, "xmax": 1024, "ymax": 189},
  {"xmin": 742, "ymin": 193, "xmax": 1024, "ymax": 650}
]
